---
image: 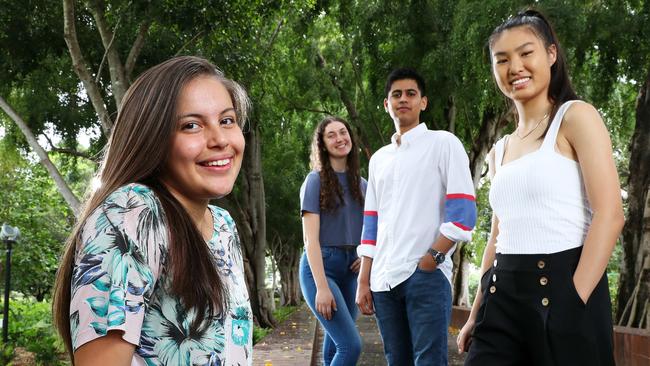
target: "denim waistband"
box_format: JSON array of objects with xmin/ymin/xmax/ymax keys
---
[
  {"xmin": 494, "ymin": 246, "xmax": 582, "ymax": 272},
  {"xmin": 324, "ymin": 245, "xmax": 357, "ymax": 252}
]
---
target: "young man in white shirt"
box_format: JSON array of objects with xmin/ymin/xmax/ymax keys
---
[{"xmin": 355, "ymin": 68, "xmax": 477, "ymax": 365}]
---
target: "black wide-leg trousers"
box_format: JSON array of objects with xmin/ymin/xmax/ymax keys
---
[{"xmin": 465, "ymin": 246, "xmax": 615, "ymax": 366}]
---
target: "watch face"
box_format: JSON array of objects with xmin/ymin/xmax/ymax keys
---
[{"xmin": 428, "ymin": 249, "xmax": 445, "ymax": 264}]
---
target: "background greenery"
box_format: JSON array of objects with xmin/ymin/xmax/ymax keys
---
[{"xmin": 0, "ymin": 0, "xmax": 648, "ymax": 362}]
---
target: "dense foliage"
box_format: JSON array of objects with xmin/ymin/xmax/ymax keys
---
[{"xmin": 0, "ymin": 1, "xmax": 648, "ymax": 359}]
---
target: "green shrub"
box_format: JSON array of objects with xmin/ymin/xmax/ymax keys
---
[
  {"xmin": 253, "ymin": 327, "xmax": 272, "ymax": 345},
  {"xmin": 252, "ymin": 305, "xmax": 299, "ymax": 345},
  {"xmin": 1, "ymin": 295, "xmax": 65, "ymax": 365},
  {"xmin": 0, "ymin": 344, "xmax": 15, "ymax": 365},
  {"xmin": 273, "ymin": 305, "xmax": 298, "ymax": 324}
]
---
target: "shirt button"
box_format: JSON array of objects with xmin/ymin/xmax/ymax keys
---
[
  {"xmin": 537, "ymin": 260, "xmax": 546, "ymax": 269},
  {"xmin": 494, "ymin": 259, "xmax": 498, "ymax": 267},
  {"xmin": 541, "ymin": 297, "xmax": 549, "ymax": 306},
  {"xmin": 492, "ymin": 274, "xmax": 497, "ymax": 282},
  {"xmin": 539, "ymin": 276, "xmax": 548, "ymax": 286},
  {"xmin": 489, "ymin": 286, "xmax": 497, "ymax": 294}
]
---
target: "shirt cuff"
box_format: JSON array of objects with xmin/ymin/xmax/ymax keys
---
[
  {"xmin": 357, "ymin": 244, "xmax": 376, "ymax": 258},
  {"xmin": 440, "ymin": 222, "xmax": 473, "ymax": 243}
]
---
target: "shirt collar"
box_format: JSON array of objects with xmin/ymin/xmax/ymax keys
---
[{"xmin": 391, "ymin": 123, "xmax": 428, "ymax": 147}]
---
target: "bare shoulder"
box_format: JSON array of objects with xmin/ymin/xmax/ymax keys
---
[
  {"xmin": 562, "ymin": 101, "xmax": 604, "ymax": 133},
  {"xmin": 560, "ymin": 101, "xmax": 612, "ymax": 156}
]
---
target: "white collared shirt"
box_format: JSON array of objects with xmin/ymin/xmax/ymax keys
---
[{"xmin": 358, "ymin": 123, "xmax": 476, "ymax": 291}]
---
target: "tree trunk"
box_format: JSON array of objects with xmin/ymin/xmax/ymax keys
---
[
  {"xmin": 451, "ymin": 243, "xmax": 471, "ymax": 306},
  {"xmin": 86, "ymin": 0, "xmax": 129, "ymax": 106},
  {"xmin": 62, "ymin": 0, "xmax": 113, "ymax": 135},
  {"xmin": 268, "ymin": 233, "xmax": 302, "ymax": 306},
  {"xmin": 316, "ymin": 51, "xmax": 374, "ymax": 159},
  {"xmin": 616, "ymin": 69, "xmax": 650, "ymax": 329},
  {"xmin": 269, "ymin": 256, "xmax": 277, "ymax": 311},
  {"xmin": 452, "ymin": 108, "xmax": 509, "ymax": 306},
  {"xmin": 277, "ymin": 261, "xmax": 301, "ymax": 306},
  {"xmin": 468, "ymin": 108, "xmax": 511, "ymax": 187},
  {"xmin": 0, "ymin": 96, "xmax": 81, "ymax": 214},
  {"xmin": 278, "ymin": 249, "xmax": 302, "ymax": 306},
  {"xmin": 232, "ymin": 121, "xmax": 276, "ymax": 328},
  {"xmin": 446, "ymin": 95, "xmax": 456, "ymax": 134}
]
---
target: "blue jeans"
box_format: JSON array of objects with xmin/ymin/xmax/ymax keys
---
[
  {"xmin": 299, "ymin": 247, "xmax": 361, "ymax": 366},
  {"xmin": 372, "ymin": 267, "xmax": 452, "ymax": 366}
]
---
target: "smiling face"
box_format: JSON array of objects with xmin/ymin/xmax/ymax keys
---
[
  {"xmin": 322, "ymin": 120, "xmax": 352, "ymax": 160},
  {"xmin": 161, "ymin": 76, "xmax": 245, "ymax": 207},
  {"xmin": 491, "ymin": 26, "xmax": 557, "ymax": 103},
  {"xmin": 384, "ymin": 78, "xmax": 428, "ymax": 134}
]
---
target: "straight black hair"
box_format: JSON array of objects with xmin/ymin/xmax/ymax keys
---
[{"xmin": 489, "ymin": 9, "xmax": 580, "ymax": 136}]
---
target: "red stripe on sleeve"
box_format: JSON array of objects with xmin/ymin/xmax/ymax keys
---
[
  {"xmin": 446, "ymin": 193, "xmax": 476, "ymax": 201},
  {"xmin": 364, "ymin": 211, "xmax": 378, "ymax": 216},
  {"xmin": 453, "ymin": 222, "xmax": 472, "ymax": 231},
  {"xmin": 361, "ymin": 240, "xmax": 377, "ymax": 245}
]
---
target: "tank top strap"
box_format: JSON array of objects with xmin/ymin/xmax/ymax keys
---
[
  {"xmin": 494, "ymin": 135, "xmax": 508, "ymax": 170},
  {"xmin": 540, "ymin": 100, "xmax": 581, "ymax": 151}
]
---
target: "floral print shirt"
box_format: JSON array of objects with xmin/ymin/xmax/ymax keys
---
[{"xmin": 70, "ymin": 184, "xmax": 252, "ymax": 365}]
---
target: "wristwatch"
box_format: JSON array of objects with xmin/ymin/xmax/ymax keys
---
[{"xmin": 427, "ymin": 248, "xmax": 446, "ymax": 265}]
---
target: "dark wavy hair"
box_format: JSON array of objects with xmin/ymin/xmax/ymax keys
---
[
  {"xmin": 309, "ymin": 116, "xmax": 364, "ymax": 212},
  {"xmin": 488, "ymin": 8, "xmax": 580, "ymax": 136},
  {"xmin": 384, "ymin": 67, "xmax": 426, "ymax": 97},
  {"xmin": 53, "ymin": 56, "xmax": 250, "ymax": 362}
]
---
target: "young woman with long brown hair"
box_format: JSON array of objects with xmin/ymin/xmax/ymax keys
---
[
  {"xmin": 457, "ymin": 9, "xmax": 624, "ymax": 365},
  {"xmin": 299, "ymin": 116, "xmax": 366, "ymax": 366},
  {"xmin": 52, "ymin": 56, "xmax": 253, "ymax": 365}
]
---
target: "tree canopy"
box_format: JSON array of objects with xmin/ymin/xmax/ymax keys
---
[{"xmin": 0, "ymin": 0, "xmax": 648, "ymax": 330}]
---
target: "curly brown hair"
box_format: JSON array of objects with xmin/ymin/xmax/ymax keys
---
[{"xmin": 309, "ymin": 116, "xmax": 364, "ymax": 212}]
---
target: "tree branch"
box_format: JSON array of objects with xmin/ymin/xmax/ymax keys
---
[
  {"xmin": 86, "ymin": 0, "xmax": 129, "ymax": 106},
  {"xmin": 62, "ymin": 0, "xmax": 113, "ymax": 135},
  {"xmin": 174, "ymin": 31, "xmax": 205, "ymax": 57},
  {"xmin": 42, "ymin": 134, "xmax": 96, "ymax": 161},
  {"xmin": 316, "ymin": 51, "xmax": 372, "ymax": 159},
  {"xmin": 95, "ymin": 15, "xmax": 121, "ymax": 84},
  {"xmin": 272, "ymin": 83, "xmax": 332, "ymax": 115},
  {"xmin": 125, "ymin": 17, "xmax": 151, "ymax": 81},
  {"xmin": 0, "ymin": 95, "xmax": 81, "ymax": 214},
  {"xmin": 50, "ymin": 147, "xmax": 97, "ymax": 161},
  {"xmin": 262, "ymin": 18, "xmax": 284, "ymax": 58},
  {"xmin": 350, "ymin": 56, "xmax": 386, "ymax": 146}
]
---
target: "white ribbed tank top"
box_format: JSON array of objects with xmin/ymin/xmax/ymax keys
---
[{"xmin": 489, "ymin": 101, "xmax": 592, "ymax": 254}]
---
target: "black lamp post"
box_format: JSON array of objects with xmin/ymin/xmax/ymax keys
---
[{"xmin": 1, "ymin": 223, "xmax": 19, "ymax": 343}]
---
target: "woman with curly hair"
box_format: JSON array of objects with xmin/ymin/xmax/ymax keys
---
[{"xmin": 299, "ymin": 116, "xmax": 367, "ymax": 366}]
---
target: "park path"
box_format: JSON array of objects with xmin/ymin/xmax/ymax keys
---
[{"xmin": 253, "ymin": 304, "xmax": 466, "ymax": 365}]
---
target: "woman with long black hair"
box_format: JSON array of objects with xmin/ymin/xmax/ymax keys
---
[{"xmin": 458, "ymin": 9, "xmax": 623, "ymax": 366}]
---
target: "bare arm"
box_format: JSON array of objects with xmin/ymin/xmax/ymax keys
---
[
  {"xmin": 562, "ymin": 103, "xmax": 624, "ymax": 303},
  {"xmin": 74, "ymin": 331, "xmax": 135, "ymax": 365},
  {"xmin": 303, "ymin": 212, "xmax": 337, "ymax": 319},
  {"xmin": 356, "ymin": 256, "xmax": 374, "ymax": 315},
  {"xmin": 417, "ymin": 235, "xmax": 455, "ymax": 271}
]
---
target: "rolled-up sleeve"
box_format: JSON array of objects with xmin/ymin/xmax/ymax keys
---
[
  {"xmin": 439, "ymin": 136, "xmax": 477, "ymax": 242},
  {"xmin": 358, "ymin": 164, "xmax": 378, "ymax": 258}
]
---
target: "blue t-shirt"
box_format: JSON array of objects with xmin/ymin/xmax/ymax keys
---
[{"xmin": 300, "ymin": 171, "xmax": 367, "ymax": 247}]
